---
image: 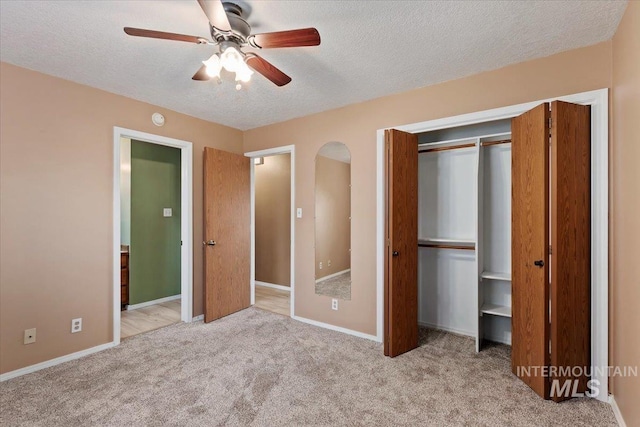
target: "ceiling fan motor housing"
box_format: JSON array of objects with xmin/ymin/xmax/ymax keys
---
[{"xmin": 211, "ymin": 2, "xmax": 251, "ymax": 41}]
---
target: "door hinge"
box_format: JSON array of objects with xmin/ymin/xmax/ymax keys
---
[
  {"xmin": 387, "ymin": 239, "xmax": 390, "ymax": 247},
  {"xmin": 548, "ymin": 117, "xmax": 552, "ymax": 129}
]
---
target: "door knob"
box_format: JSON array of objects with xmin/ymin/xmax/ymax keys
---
[
  {"xmin": 533, "ymin": 260, "xmax": 544, "ymax": 267},
  {"xmin": 203, "ymin": 240, "xmax": 216, "ymax": 246},
  {"xmin": 392, "ymin": 251, "xmax": 399, "ymax": 257}
]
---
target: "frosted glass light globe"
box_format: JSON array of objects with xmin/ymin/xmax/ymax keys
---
[
  {"xmin": 202, "ymin": 54, "xmax": 221, "ymax": 78},
  {"xmin": 235, "ymin": 63, "xmax": 253, "ymax": 83},
  {"xmin": 221, "ymin": 46, "xmax": 243, "ymax": 72}
]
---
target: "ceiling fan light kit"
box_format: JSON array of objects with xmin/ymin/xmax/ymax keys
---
[
  {"xmin": 202, "ymin": 44, "xmax": 254, "ymax": 89},
  {"xmin": 123, "ymin": 0, "xmax": 321, "ymax": 89}
]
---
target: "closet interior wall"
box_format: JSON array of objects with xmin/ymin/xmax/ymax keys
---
[
  {"xmin": 477, "ymin": 134, "xmax": 512, "ymax": 349},
  {"xmin": 417, "ymin": 119, "xmax": 512, "ymax": 350}
]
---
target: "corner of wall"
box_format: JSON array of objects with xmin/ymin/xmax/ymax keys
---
[{"xmin": 610, "ymin": 0, "xmax": 640, "ymax": 425}]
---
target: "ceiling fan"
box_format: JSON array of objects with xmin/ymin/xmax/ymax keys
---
[{"xmin": 123, "ymin": 0, "xmax": 320, "ymax": 88}]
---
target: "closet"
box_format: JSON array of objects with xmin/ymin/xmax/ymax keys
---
[
  {"xmin": 384, "ymin": 100, "xmax": 591, "ymax": 401},
  {"xmin": 416, "ymin": 123, "xmax": 513, "ymax": 351}
]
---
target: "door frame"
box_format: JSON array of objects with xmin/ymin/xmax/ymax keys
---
[
  {"xmin": 112, "ymin": 127, "xmax": 194, "ymax": 345},
  {"xmin": 244, "ymin": 145, "xmax": 296, "ymax": 317},
  {"xmin": 376, "ymin": 88, "xmax": 609, "ymax": 401}
]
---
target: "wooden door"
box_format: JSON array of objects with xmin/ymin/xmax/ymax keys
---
[
  {"xmin": 384, "ymin": 129, "xmax": 418, "ymax": 357},
  {"xmin": 203, "ymin": 147, "xmax": 250, "ymax": 322},
  {"xmin": 511, "ymin": 103, "xmax": 550, "ymax": 398},
  {"xmin": 549, "ymin": 101, "xmax": 591, "ymax": 402}
]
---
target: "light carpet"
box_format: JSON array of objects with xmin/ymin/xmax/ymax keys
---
[
  {"xmin": 0, "ymin": 308, "xmax": 615, "ymax": 426},
  {"xmin": 315, "ymin": 272, "xmax": 351, "ymax": 300}
]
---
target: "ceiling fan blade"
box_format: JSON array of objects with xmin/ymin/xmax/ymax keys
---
[
  {"xmin": 197, "ymin": 0, "xmax": 232, "ymax": 31},
  {"xmin": 192, "ymin": 64, "xmax": 212, "ymax": 81},
  {"xmin": 124, "ymin": 27, "xmax": 208, "ymax": 44},
  {"xmin": 245, "ymin": 54, "xmax": 292, "ymax": 87},
  {"xmin": 248, "ymin": 28, "xmax": 320, "ymax": 49}
]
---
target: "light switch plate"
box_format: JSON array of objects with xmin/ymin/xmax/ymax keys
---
[
  {"xmin": 163, "ymin": 208, "xmax": 172, "ymax": 217},
  {"xmin": 296, "ymin": 208, "xmax": 302, "ymax": 218}
]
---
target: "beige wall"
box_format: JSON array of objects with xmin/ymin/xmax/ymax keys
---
[
  {"xmin": 315, "ymin": 156, "xmax": 351, "ymax": 279},
  {"xmin": 255, "ymin": 154, "xmax": 291, "ymax": 286},
  {"xmin": 0, "ymin": 62, "xmax": 243, "ymax": 374},
  {"xmin": 243, "ymin": 41, "xmax": 613, "ymax": 336},
  {"xmin": 612, "ymin": 1, "xmax": 640, "ymax": 424},
  {"xmin": 2, "ymin": 30, "xmax": 636, "ymax": 419}
]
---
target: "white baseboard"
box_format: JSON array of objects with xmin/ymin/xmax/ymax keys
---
[
  {"xmin": 483, "ymin": 333, "xmax": 512, "ymax": 346},
  {"xmin": 315, "ymin": 269, "xmax": 351, "ymax": 283},
  {"xmin": 292, "ymin": 315, "xmax": 380, "ymax": 342},
  {"xmin": 0, "ymin": 341, "xmax": 116, "ymax": 382},
  {"xmin": 418, "ymin": 320, "xmax": 474, "ymax": 338},
  {"xmin": 255, "ymin": 281, "xmax": 291, "ymax": 292},
  {"xmin": 610, "ymin": 395, "xmax": 627, "ymax": 427},
  {"xmin": 127, "ymin": 294, "xmax": 181, "ymax": 310},
  {"xmin": 192, "ymin": 314, "xmax": 204, "ymax": 322},
  {"xmin": 418, "ymin": 320, "xmax": 511, "ymax": 345}
]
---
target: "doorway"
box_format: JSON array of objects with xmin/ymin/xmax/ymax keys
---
[
  {"xmin": 120, "ymin": 138, "xmax": 182, "ymax": 338},
  {"xmin": 245, "ymin": 145, "xmax": 296, "ymax": 318},
  {"xmin": 113, "ymin": 127, "xmax": 193, "ymax": 345},
  {"xmin": 253, "ymin": 153, "xmax": 292, "ymax": 316}
]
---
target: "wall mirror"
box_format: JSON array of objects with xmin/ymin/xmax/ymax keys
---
[{"xmin": 315, "ymin": 142, "xmax": 351, "ymax": 300}]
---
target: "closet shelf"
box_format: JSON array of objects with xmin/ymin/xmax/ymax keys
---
[
  {"xmin": 480, "ymin": 304, "xmax": 512, "ymax": 318},
  {"xmin": 419, "ymin": 142, "xmax": 476, "ymax": 154},
  {"xmin": 418, "ymin": 137, "xmax": 477, "ymax": 150},
  {"xmin": 418, "ymin": 238, "xmax": 475, "ymax": 250},
  {"xmin": 480, "ymin": 271, "xmax": 512, "ymax": 281},
  {"xmin": 481, "ymin": 139, "xmax": 511, "ymax": 147}
]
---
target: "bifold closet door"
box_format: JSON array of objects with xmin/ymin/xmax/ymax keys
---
[
  {"xmin": 512, "ymin": 103, "xmax": 550, "ymax": 398},
  {"xmin": 512, "ymin": 101, "xmax": 591, "ymax": 401},
  {"xmin": 384, "ymin": 129, "xmax": 418, "ymax": 357},
  {"xmin": 549, "ymin": 101, "xmax": 591, "ymax": 402}
]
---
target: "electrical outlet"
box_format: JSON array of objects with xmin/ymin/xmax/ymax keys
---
[
  {"xmin": 328, "ymin": 259, "xmax": 332, "ymax": 267},
  {"xmin": 24, "ymin": 328, "xmax": 36, "ymax": 345},
  {"xmin": 71, "ymin": 318, "xmax": 82, "ymax": 333},
  {"xmin": 319, "ymin": 261, "xmax": 323, "ymax": 270},
  {"xmin": 332, "ymin": 299, "xmax": 338, "ymax": 310}
]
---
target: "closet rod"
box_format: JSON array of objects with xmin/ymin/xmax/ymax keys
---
[
  {"xmin": 418, "ymin": 243, "xmax": 475, "ymax": 250},
  {"xmin": 481, "ymin": 139, "xmax": 511, "ymax": 147},
  {"xmin": 418, "ymin": 142, "xmax": 476, "ymax": 153}
]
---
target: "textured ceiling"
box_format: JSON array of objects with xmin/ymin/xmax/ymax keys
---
[{"xmin": 0, "ymin": 1, "xmax": 627, "ymax": 130}]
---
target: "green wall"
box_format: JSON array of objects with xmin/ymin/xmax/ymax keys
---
[{"xmin": 130, "ymin": 140, "xmax": 181, "ymax": 305}]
